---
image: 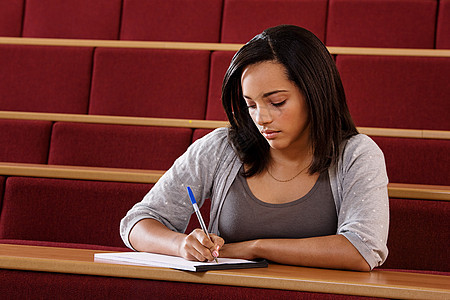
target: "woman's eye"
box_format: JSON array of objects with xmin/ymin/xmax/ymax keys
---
[
  {"xmin": 272, "ymin": 100, "xmax": 286, "ymax": 107},
  {"xmin": 246, "ymin": 104, "xmax": 256, "ymax": 109}
]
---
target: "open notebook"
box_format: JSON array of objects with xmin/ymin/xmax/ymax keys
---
[{"xmin": 94, "ymin": 252, "xmax": 268, "ymax": 272}]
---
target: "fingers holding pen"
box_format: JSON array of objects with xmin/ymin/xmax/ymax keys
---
[{"xmin": 179, "ymin": 229, "xmax": 224, "ymax": 262}]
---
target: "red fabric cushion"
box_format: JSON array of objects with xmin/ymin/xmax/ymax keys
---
[
  {"xmin": 221, "ymin": 0, "xmax": 328, "ymax": 43},
  {"xmin": 436, "ymin": 0, "xmax": 450, "ymax": 49},
  {"xmin": 206, "ymin": 51, "xmax": 235, "ymax": 121},
  {"xmin": 0, "ymin": 45, "xmax": 92, "ymax": 113},
  {"xmin": 48, "ymin": 122, "xmax": 192, "ymax": 170},
  {"xmin": 0, "ymin": 0, "xmax": 23, "ymax": 36},
  {"xmin": 89, "ymin": 48, "xmax": 210, "ymax": 119},
  {"xmin": 0, "ymin": 269, "xmax": 380, "ymax": 299},
  {"xmin": 22, "ymin": 0, "xmax": 121, "ymax": 39},
  {"xmin": 383, "ymin": 198, "xmax": 450, "ymax": 272},
  {"xmin": 0, "ymin": 177, "xmax": 152, "ymax": 247},
  {"xmin": 336, "ymin": 55, "xmax": 450, "ymax": 130},
  {"xmin": 372, "ymin": 137, "xmax": 450, "ymax": 186},
  {"xmin": 0, "ymin": 176, "xmax": 5, "ymax": 208},
  {"xmin": 326, "ymin": 0, "xmax": 437, "ymax": 48},
  {"xmin": 0, "ymin": 119, "xmax": 52, "ymax": 164},
  {"xmin": 120, "ymin": 0, "xmax": 223, "ymax": 42}
]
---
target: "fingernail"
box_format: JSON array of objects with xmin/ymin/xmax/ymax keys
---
[
  {"xmin": 216, "ymin": 245, "xmax": 220, "ymax": 251},
  {"xmin": 213, "ymin": 251, "xmax": 219, "ymax": 258}
]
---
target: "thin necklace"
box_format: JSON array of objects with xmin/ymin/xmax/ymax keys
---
[{"xmin": 267, "ymin": 164, "xmax": 310, "ymax": 182}]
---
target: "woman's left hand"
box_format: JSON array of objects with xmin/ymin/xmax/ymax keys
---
[{"xmin": 219, "ymin": 240, "xmax": 260, "ymax": 260}]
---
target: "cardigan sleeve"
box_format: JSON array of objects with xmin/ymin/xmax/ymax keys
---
[
  {"xmin": 335, "ymin": 134, "xmax": 389, "ymax": 269},
  {"xmin": 119, "ymin": 128, "xmax": 230, "ymax": 250}
]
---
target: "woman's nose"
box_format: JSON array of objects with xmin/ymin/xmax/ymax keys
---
[{"xmin": 255, "ymin": 105, "xmax": 273, "ymax": 125}]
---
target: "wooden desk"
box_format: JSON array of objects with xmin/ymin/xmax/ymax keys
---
[{"xmin": 0, "ymin": 243, "xmax": 448, "ymax": 299}]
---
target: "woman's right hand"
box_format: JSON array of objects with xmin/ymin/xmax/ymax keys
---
[{"xmin": 178, "ymin": 228, "xmax": 224, "ymax": 262}]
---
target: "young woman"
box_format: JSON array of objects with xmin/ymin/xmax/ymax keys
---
[{"xmin": 120, "ymin": 25, "xmax": 389, "ymax": 271}]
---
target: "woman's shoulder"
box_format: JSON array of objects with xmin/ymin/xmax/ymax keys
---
[
  {"xmin": 344, "ymin": 134, "xmax": 383, "ymax": 155},
  {"xmin": 339, "ymin": 134, "xmax": 385, "ymax": 167},
  {"xmin": 188, "ymin": 127, "xmax": 233, "ymax": 156}
]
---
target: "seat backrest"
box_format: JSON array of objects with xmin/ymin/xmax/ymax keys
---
[
  {"xmin": 0, "ymin": 176, "xmax": 5, "ymax": 210},
  {"xmin": 0, "ymin": 45, "xmax": 93, "ymax": 113},
  {"xmin": 221, "ymin": 0, "xmax": 328, "ymax": 43},
  {"xmin": 206, "ymin": 51, "xmax": 235, "ymax": 121},
  {"xmin": 120, "ymin": 0, "xmax": 223, "ymax": 42},
  {"xmin": 89, "ymin": 48, "xmax": 210, "ymax": 119},
  {"xmin": 336, "ymin": 55, "xmax": 450, "ymax": 130},
  {"xmin": 326, "ymin": 0, "xmax": 437, "ymax": 48},
  {"xmin": 0, "ymin": 0, "xmax": 24, "ymax": 37},
  {"xmin": 22, "ymin": 0, "xmax": 122, "ymax": 39},
  {"xmin": 373, "ymin": 137, "xmax": 450, "ymax": 186},
  {"xmin": 48, "ymin": 122, "xmax": 192, "ymax": 170},
  {"xmin": 0, "ymin": 119, "xmax": 52, "ymax": 164},
  {"xmin": 383, "ymin": 198, "xmax": 450, "ymax": 272},
  {"xmin": 436, "ymin": 0, "xmax": 450, "ymax": 49},
  {"xmin": 0, "ymin": 177, "xmax": 152, "ymax": 247}
]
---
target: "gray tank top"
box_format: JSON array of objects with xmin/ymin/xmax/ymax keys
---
[{"xmin": 218, "ymin": 168, "xmax": 337, "ymax": 243}]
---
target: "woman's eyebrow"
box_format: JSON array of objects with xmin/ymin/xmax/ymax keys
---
[{"xmin": 243, "ymin": 90, "xmax": 288, "ymax": 100}]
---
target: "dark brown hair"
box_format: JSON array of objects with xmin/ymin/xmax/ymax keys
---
[{"xmin": 222, "ymin": 25, "xmax": 358, "ymax": 177}]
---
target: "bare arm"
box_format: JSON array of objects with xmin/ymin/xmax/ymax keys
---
[
  {"xmin": 219, "ymin": 234, "xmax": 371, "ymax": 271},
  {"xmin": 129, "ymin": 218, "xmax": 224, "ymax": 262}
]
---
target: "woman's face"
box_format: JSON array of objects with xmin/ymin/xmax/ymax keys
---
[{"xmin": 241, "ymin": 61, "xmax": 310, "ymax": 151}]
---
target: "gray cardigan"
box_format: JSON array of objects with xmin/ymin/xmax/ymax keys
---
[{"xmin": 120, "ymin": 127, "xmax": 389, "ymax": 269}]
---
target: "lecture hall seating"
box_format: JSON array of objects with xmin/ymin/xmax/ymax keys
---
[
  {"xmin": 0, "ymin": 45, "xmax": 93, "ymax": 113},
  {"xmin": 89, "ymin": 48, "xmax": 211, "ymax": 119},
  {"xmin": 48, "ymin": 122, "xmax": 192, "ymax": 171},
  {"xmin": 373, "ymin": 137, "xmax": 450, "ymax": 186},
  {"xmin": 326, "ymin": 0, "xmax": 437, "ymax": 48},
  {"xmin": 120, "ymin": 0, "xmax": 223, "ymax": 43},
  {"xmin": 336, "ymin": 55, "xmax": 450, "ymax": 130},
  {"xmin": 0, "ymin": 119, "xmax": 52, "ymax": 164},
  {"xmin": 0, "ymin": 177, "xmax": 151, "ymax": 248},
  {"xmin": 22, "ymin": 0, "xmax": 122, "ymax": 40},
  {"xmin": 437, "ymin": 0, "xmax": 450, "ymax": 49},
  {"xmin": 0, "ymin": 0, "xmax": 449, "ymax": 297},
  {"xmin": 220, "ymin": 0, "xmax": 328, "ymax": 43},
  {"xmin": 384, "ymin": 198, "xmax": 450, "ymax": 272}
]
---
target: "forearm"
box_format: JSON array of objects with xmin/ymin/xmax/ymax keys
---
[
  {"xmin": 129, "ymin": 218, "xmax": 224, "ymax": 262},
  {"xmin": 222, "ymin": 234, "xmax": 370, "ymax": 271},
  {"xmin": 129, "ymin": 218, "xmax": 185, "ymax": 256}
]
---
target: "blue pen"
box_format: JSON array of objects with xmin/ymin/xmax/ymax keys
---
[{"xmin": 186, "ymin": 186, "xmax": 218, "ymax": 263}]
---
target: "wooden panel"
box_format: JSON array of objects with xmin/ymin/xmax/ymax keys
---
[{"xmin": 0, "ymin": 244, "xmax": 448, "ymax": 299}]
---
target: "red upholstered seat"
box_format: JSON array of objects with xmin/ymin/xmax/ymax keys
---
[
  {"xmin": 326, "ymin": 0, "xmax": 437, "ymax": 48},
  {"xmin": 436, "ymin": 0, "xmax": 450, "ymax": 49},
  {"xmin": 48, "ymin": 122, "xmax": 192, "ymax": 170},
  {"xmin": 336, "ymin": 55, "xmax": 450, "ymax": 130},
  {"xmin": 0, "ymin": 0, "xmax": 23, "ymax": 37},
  {"xmin": 120, "ymin": 0, "xmax": 223, "ymax": 42},
  {"xmin": 206, "ymin": 51, "xmax": 234, "ymax": 121},
  {"xmin": 383, "ymin": 198, "xmax": 450, "ymax": 272},
  {"xmin": 89, "ymin": 48, "xmax": 210, "ymax": 119},
  {"xmin": 373, "ymin": 137, "xmax": 450, "ymax": 186},
  {"xmin": 0, "ymin": 45, "xmax": 93, "ymax": 113},
  {"xmin": 0, "ymin": 177, "xmax": 152, "ymax": 247},
  {"xmin": 0, "ymin": 268, "xmax": 374, "ymax": 299},
  {"xmin": 0, "ymin": 119, "xmax": 52, "ymax": 164},
  {"xmin": 0, "ymin": 176, "xmax": 5, "ymax": 208},
  {"xmin": 22, "ymin": 0, "xmax": 122, "ymax": 39},
  {"xmin": 221, "ymin": 0, "xmax": 328, "ymax": 43}
]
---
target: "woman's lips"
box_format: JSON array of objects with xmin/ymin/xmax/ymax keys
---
[{"xmin": 261, "ymin": 129, "xmax": 280, "ymax": 139}]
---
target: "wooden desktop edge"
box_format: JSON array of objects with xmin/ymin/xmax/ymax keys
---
[
  {"xmin": 0, "ymin": 162, "xmax": 448, "ymax": 201},
  {"xmin": 0, "ymin": 243, "xmax": 448, "ymax": 299},
  {"xmin": 0, "ymin": 111, "xmax": 449, "ymax": 140},
  {"xmin": 1, "ymin": 37, "xmax": 450, "ymax": 58}
]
